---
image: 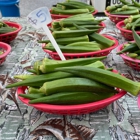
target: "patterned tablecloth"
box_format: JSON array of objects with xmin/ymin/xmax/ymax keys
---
[{"xmin": 0, "ymin": 17, "xmax": 140, "ymax": 140}]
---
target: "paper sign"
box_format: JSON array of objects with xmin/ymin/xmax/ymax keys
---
[
  {"xmin": 27, "ymin": 7, "xmax": 66, "ymax": 60},
  {"xmin": 27, "ymin": 7, "xmax": 52, "ymax": 29}
]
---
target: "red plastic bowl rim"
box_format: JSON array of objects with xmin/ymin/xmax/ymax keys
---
[
  {"xmin": 117, "ymin": 41, "xmax": 140, "ymax": 63},
  {"xmin": 17, "ymin": 86, "xmax": 126, "ymax": 112},
  {"xmin": 0, "ymin": 21, "xmax": 22, "ymax": 37},
  {"xmin": 137, "ymin": 94, "xmax": 140, "ymax": 109},
  {"xmin": 0, "ymin": 42, "xmax": 11, "ymax": 58},
  {"xmin": 50, "ymin": 9, "xmax": 98, "ymax": 18},
  {"xmin": 104, "ymin": 10, "xmax": 129, "ymax": 18},
  {"xmin": 43, "ymin": 34, "xmax": 118, "ymax": 57},
  {"xmin": 116, "ymin": 20, "xmax": 140, "ymax": 34}
]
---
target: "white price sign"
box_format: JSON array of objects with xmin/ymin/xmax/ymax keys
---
[
  {"xmin": 27, "ymin": 7, "xmax": 52, "ymax": 29},
  {"xmin": 27, "ymin": 7, "xmax": 66, "ymax": 60}
]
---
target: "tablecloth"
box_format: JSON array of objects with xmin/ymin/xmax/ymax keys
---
[{"xmin": 0, "ymin": 17, "xmax": 140, "ymax": 140}]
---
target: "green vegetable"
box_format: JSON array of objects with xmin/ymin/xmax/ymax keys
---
[
  {"xmin": 51, "ymin": 7, "xmax": 89, "ymax": 15},
  {"xmin": 110, "ymin": 9, "xmax": 139, "ymax": 15},
  {"xmin": 131, "ymin": 0, "xmax": 140, "ymax": 8},
  {"xmin": 52, "ymin": 29, "xmax": 98, "ymax": 39},
  {"xmin": 120, "ymin": 0, "xmax": 131, "ymax": 5},
  {"xmin": 39, "ymin": 77, "xmax": 117, "ymax": 95},
  {"xmin": 40, "ymin": 35, "xmax": 89, "ymax": 45},
  {"xmin": 6, "ymin": 71, "xmax": 73, "ymax": 88},
  {"xmin": 126, "ymin": 53, "xmax": 138, "ymax": 58},
  {"xmin": 19, "ymin": 93, "xmax": 45, "ymax": 100},
  {"xmin": 45, "ymin": 44, "xmax": 101, "ymax": 53},
  {"xmin": 28, "ymin": 91, "xmax": 114, "ymax": 105},
  {"xmin": 132, "ymin": 18, "xmax": 140, "ymax": 49},
  {"xmin": 39, "ymin": 56, "xmax": 106, "ymax": 73},
  {"xmin": 0, "ymin": 26, "xmax": 16, "ymax": 34},
  {"xmin": 56, "ymin": 66, "xmax": 140, "ymax": 96},
  {"xmin": 89, "ymin": 32, "xmax": 115, "ymax": 49},
  {"xmin": 117, "ymin": 43, "xmax": 139, "ymax": 54}
]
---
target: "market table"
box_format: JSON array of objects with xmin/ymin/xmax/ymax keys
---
[{"xmin": 0, "ymin": 17, "xmax": 140, "ymax": 140}]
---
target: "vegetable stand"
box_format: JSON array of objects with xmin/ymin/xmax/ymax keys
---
[{"xmin": 0, "ymin": 17, "xmax": 140, "ymax": 140}]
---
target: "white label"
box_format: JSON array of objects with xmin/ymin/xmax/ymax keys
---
[{"xmin": 27, "ymin": 7, "xmax": 52, "ymax": 29}]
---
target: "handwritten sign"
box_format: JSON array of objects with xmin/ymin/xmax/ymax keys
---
[{"xmin": 27, "ymin": 7, "xmax": 66, "ymax": 60}]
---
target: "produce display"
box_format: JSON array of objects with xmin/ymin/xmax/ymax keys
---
[
  {"xmin": 38, "ymin": 13, "xmax": 115, "ymax": 54},
  {"xmin": 117, "ymin": 18, "xmax": 140, "ymax": 70},
  {"xmin": 40, "ymin": 33, "xmax": 115, "ymax": 53},
  {"xmin": 50, "ymin": 0, "xmax": 95, "ymax": 15},
  {"xmin": 0, "ymin": 21, "xmax": 16, "ymax": 34},
  {"xmin": 105, "ymin": 0, "xmax": 140, "ymax": 15},
  {"xmin": 117, "ymin": 18, "xmax": 140, "ymax": 58},
  {"xmin": 6, "ymin": 56, "xmax": 140, "ymax": 105},
  {"xmin": 122, "ymin": 14, "xmax": 140, "ymax": 30},
  {"xmin": 117, "ymin": 42, "xmax": 139, "ymax": 58},
  {"xmin": 48, "ymin": 13, "xmax": 105, "ymax": 32}
]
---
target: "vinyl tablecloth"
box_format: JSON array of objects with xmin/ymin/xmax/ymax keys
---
[{"xmin": 0, "ymin": 17, "xmax": 140, "ymax": 140}]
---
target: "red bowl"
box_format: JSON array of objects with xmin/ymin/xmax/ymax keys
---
[
  {"xmin": 17, "ymin": 85, "xmax": 126, "ymax": 115},
  {"xmin": 0, "ymin": 21, "xmax": 22, "ymax": 43},
  {"xmin": 117, "ymin": 42, "xmax": 140, "ymax": 70},
  {"xmin": 116, "ymin": 21, "xmax": 140, "ymax": 41},
  {"xmin": 43, "ymin": 34, "xmax": 119, "ymax": 60},
  {"xmin": 50, "ymin": 9, "xmax": 98, "ymax": 19},
  {"xmin": 0, "ymin": 42, "xmax": 11, "ymax": 64},
  {"xmin": 104, "ymin": 10, "xmax": 129, "ymax": 24}
]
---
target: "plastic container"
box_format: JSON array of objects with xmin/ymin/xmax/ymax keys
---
[
  {"xmin": 17, "ymin": 85, "xmax": 126, "ymax": 115},
  {"xmin": 0, "ymin": 0, "xmax": 20, "ymax": 17},
  {"xmin": 117, "ymin": 42, "xmax": 140, "ymax": 71},
  {"xmin": 104, "ymin": 10, "xmax": 129, "ymax": 24},
  {"xmin": 43, "ymin": 34, "xmax": 119, "ymax": 60},
  {"xmin": 50, "ymin": 9, "xmax": 98, "ymax": 19},
  {"xmin": 0, "ymin": 42, "xmax": 11, "ymax": 64},
  {"xmin": 0, "ymin": 21, "xmax": 22, "ymax": 43},
  {"xmin": 116, "ymin": 21, "xmax": 140, "ymax": 41}
]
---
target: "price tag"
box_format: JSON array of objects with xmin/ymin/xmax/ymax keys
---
[{"xmin": 27, "ymin": 7, "xmax": 66, "ymax": 60}]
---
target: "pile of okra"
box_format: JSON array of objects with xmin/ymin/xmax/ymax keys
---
[
  {"xmin": 6, "ymin": 56, "xmax": 140, "ymax": 105},
  {"xmin": 106, "ymin": 0, "xmax": 140, "ymax": 15}
]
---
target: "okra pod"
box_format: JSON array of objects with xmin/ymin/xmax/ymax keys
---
[
  {"xmin": 110, "ymin": 9, "xmax": 139, "ymax": 15},
  {"xmin": 29, "ymin": 92, "xmax": 114, "ymax": 105},
  {"xmin": 56, "ymin": 66, "xmax": 140, "ymax": 96},
  {"xmin": 52, "ymin": 29, "xmax": 98, "ymax": 39},
  {"xmin": 51, "ymin": 7, "xmax": 89, "ymax": 15},
  {"xmin": 39, "ymin": 56, "xmax": 106, "ymax": 73}
]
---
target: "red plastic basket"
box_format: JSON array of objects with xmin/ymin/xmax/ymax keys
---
[
  {"xmin": 50, "ymin": 9, "xmax": 98, "ymax": 19},
  {"xmin": 104, "ymin": 10, "xmax": 129, "ymax": 24},
  {"xmin": 116, "ymin": 21, "xmax": 140, "ymax": 41},
  {"xmin": 0, "ymin": 21, "xmax": 22, "ymax": 43},
  {"xmin": 43, "ymin": 34, "xmax": 119, "ymax": 60},
  {"xmin": 17, "ymin": 86, "xmax": 126, "ymax": 115},
  {"xmin": 0, "ymin": 42, "xmax": 11, "ymax": 64},
  {"xmin": 117, "ymin": 42, "xmax": 140, "ymax": 71}
]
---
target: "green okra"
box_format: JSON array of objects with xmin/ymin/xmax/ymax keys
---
[
  {"xmin": 29, "ymin": 91, "xmax": 114, "ymax": 105},
  {"xmin": 39, "ymin": 77, "xmax": 117, "ymax": 95},
  {"xmin": 52, "ymin": 29, "xmax": 98, "ymax": 39},
  {"xmin": 19, "ymin": 93, "xmax": 46, "ymax": 100},
  {"xmin": 56, "ymin": 66, "xmax": 140, "ymax": 96},
  {"xmin": 6, "ymin": 71, "xmax": 73, "ymax": 88},
  {"xmin": 39, "ymin": 56, "xmax": 106, "ymax": 73},
  {"xmin": 117, "ymin": 43, "xmax": 139, "ymax": 54}
]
